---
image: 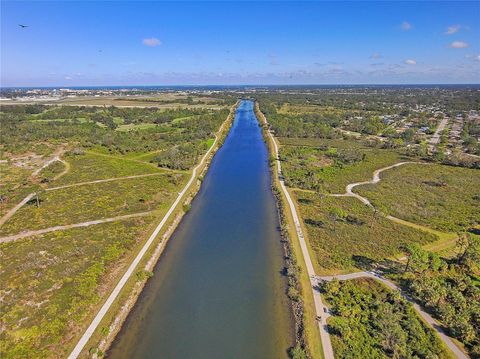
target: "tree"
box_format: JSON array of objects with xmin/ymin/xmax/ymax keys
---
[
  {"xmin": 457, "ymin": 233, "xmax": 480, "ymax": 274},
  {"xmin": 403, "ymin": 244, "xmax": 429, "ymax": 274},
  {"xmin": 328, "ymin": 207, "xmax": 347, "ymax": 232}
]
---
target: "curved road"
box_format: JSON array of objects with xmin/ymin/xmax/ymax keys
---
[
  {"xmin": 258, "ymin": 104, "xmax": 466, "ymax": 359},
  {"xmin": 330, "ymin": 161, "xmax": 420, "ymax": 207}
]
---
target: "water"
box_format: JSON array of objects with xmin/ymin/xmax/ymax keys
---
[{"xmin": 107, "ymin": 100, "xmax": 293, "ymax": 359}]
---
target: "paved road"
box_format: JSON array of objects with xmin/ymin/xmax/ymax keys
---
[
  {"xmin": 429, "ymin": 117, "xmax": 449, "ymax": 150},
  {"xmin": 259, "ymin": 105, "xmax": 466, "ymax": 359},
  {"xmin": 67, "ymin": 102, "xmax": 237, "ymax": 359},
  {"xmin": 257, "ymin": 106, "xmax": 334, "ymax": 359},
  {"xmin": 0, "ymin": 211, "xmax": 151, "ymax": 243},
  {"xmin": 316, "ymin": 272, "xmax": 468, "ymax": 359}
]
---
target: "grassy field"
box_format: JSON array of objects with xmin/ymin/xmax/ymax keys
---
[
  {"xmin": 0, "ymin": 218, "xmax": 152, "ymax": 359},
  {"xmin": 0, "ymin": 100, "xmax": 236, "ymax": 358},
  {"xmin": 115, "ymin": 123, "xmax": 159, "ymax": 132},
  {"xmin": 37, "ymin": 160, "xmax": 67, "ymax": 182},
  {"xmin": 356, "ymin": 163, "xmax": 480, "ymax": 232},
  {"xmin": 294, "ymin": 191, "xmax": 438, "ymax": 273},
  {"xmin": 1, "ymin": 93, "xmax": 228, "ymax": 109},
  {"xmin": 0, "ymin": 173, "xmax": 186, "ymax": 236},
  {"xmin": 52, "ymin": 152, "xmax": 163, "ymax": 185},
  {"xmin": 0, "ymin": 163, "xmax": 40, "ymax": 217},
  {"xmin": 322, "ymin": 278, "xmax": 453, "ymax": 359},
  {"xmin": 279, "ymin": 137, "xmax": 402, "ymax": 193}
]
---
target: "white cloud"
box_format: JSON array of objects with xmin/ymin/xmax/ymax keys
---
[
  {"xmin": 370, "ymin": 52, "xmax": 382, "ymax": 59},
  {"xmin": 142, "ymin": 38, "xmax": 161, "ymax": 47},
  {"xmin": 64, "ymin": 76, "xmax": 72, "ymax": 80},
  {"xmin": 401, "ymin": 21, "xmax": 412, "ymax": 31},
  {"xmin": 404, "ymin": 59, "xmax": 417, "ymax": 65},
  {"xmin": 445, "ymin": 25, "xmax": 461, "ymax": 35},
  {"xmin": 450, "ymin": 41, "xmax": 469, "ymax": 49}
]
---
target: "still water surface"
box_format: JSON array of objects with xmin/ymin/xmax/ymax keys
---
[{"xmin": 108, "ymin": 100, "xmax": 293, "ymax": 358}]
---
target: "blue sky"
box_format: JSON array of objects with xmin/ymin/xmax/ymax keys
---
[{"xmin": 1, "ymin": 1, "xmax": 479, "ymax": 86}]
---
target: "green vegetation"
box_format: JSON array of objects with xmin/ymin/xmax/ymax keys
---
[
  {"xmin": 356, "ymin": 163, "xmax": 480, "ymax": 232},
  {"xmin": 54, "ymin": 152, "xmax": 162, "ymax": 185},
  {"xmin": 0, "ymin": 103, "xmax": 230, "ymax": 214},
  {"xmin": 0, "ymin": 100, "xmax": 234, "ymax": 358},
  {"xmin": 280, "ymin": 140, "xmax": 401, "ymax": 193},
  {"xmin": 255, "ymin": 92, "xmax": 479, "ymax": 358},
  {"xmin": 321, "ymin": 278, "xmax": 452, "ymax": 358},
  {"xmin": 0, "ymin": 173, "xmax": 185, "ymax": 236},
  {"xmin": 393, "ymin": 235, "xmax": 480, "ymax": 357},
  {"xmin": 1, "ymin": 104, "xmax": 231, "ymax": 158},
  {"xmin": 271, "ymin": 186, "xmax": 310, "ymax": 358},
  {"xmin": 0, "ymin": 162, "xmax": 39, "ymax": 217},
  {"xmin": 115, "ymin": 123, "xmax": 159, "ymax": 132},
  {"xmin": 37, "ymin": 160, "xmax": 67, "ymax": 183},
  {"xmin": 294, "ymin": 192, "xmax": 437, "ymax": 272},
  {"xmin": 0, "ymin": 218, "xmax": 150, "ymax": 358}
]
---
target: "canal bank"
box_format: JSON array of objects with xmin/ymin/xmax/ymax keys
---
[
  {"xmin": 70, "ymin": 102, "xmax": 238, "ymax": 359},
  {"xmin": 107, "ymin": 100, "xmax": 294, "ymax": 358}
]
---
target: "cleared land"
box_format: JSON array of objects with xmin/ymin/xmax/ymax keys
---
[
  {"xmin": 279, "ymin": 138, "xmax": 402, "ymax": 193},
  {"xmin": 356, "ymin": 163, "xmax": 480, "ymax": 232},
  {"xmin": 0, "ymin": 98, "xmax": 235, "ymax": 358},
  {"xmin": 257, "ymin": 91, "xmax": 479, "ymax": 359},
  {"xmin": 0, "ymin": 218, "xmax": 151, "ymax": 358},
  {"xmin": 294, "ymin": 192, "xmax": 437, "ymax": 272},
  {"xmin": 0, "ymin": 93, "xmax": 228, "ymax": 109},
  {"xmin": 0, "ymin": 174, "xmax": 185, "ymax": 236},
  {"xmin": 51, "ymin": 152, "xmax": 164, "ymax": 185}
]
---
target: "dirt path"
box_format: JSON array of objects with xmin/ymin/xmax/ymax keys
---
[
  {"xmin": 31, "ymin": 147, "xmax": 66, "ymax": 177},
  {"xmin": 0, "ymin": 192, "xmax": 36, "ymax": 228},
  {"xmin": 257, "ymin": 107, "xmax": 334, "ymax": 359},
  {"xmin": 326, "ymin": 161, "xmax": 458, "ymax": 255},
  {"xmin": 67, "ymin": 102, "xmax": 237, "ymax": 359},
  {"xmin": 52, "ymin": 159, "xmax": 70, "ymax": 181},
  {"xmin": 1, "ymin": 169, "xmax": 160, "ymax": 228},
  {"xmin": 330, "ymin": 161, "xmax": 420, "ymax": 206},
  {"xmin": 316, "ymin": 272, "xmax": 468, "ymax": 359},
  {"xmin": 259, "ymin": 108, "xmax": 461, "ymax": 358},
  {"xmin": 85, "ymin": 151, "xmax": 186, "ymax": 173},
  {"xmin": 0, "ymin": 212, "xmax": 152, "ymax": 243},
  {"xmin": 46, "ymin": 172, "xmax": 164, "ymax": 191}
]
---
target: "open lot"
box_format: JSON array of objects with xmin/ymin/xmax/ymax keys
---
[
  {"xmin": 0, "ymin": 218, "xmax": 151, "ymax": 358},
  {"xmin": 0, "ymin": 173, "xmax": 185, "ymax": 236},
  {"xmin": 356, "ymin": 163, "xmax": 480, "ymax": 232},
  {"xmin": 0, "ymin": 100, "xmax": 233, "ymax": 358},
  {"xmin": 279, "ymin": 137, "xmax": 402, "ymax": 193},
  {"xmin": 294, "ymin": 192, "xmax": 437, "ymax": 273},
  {"xmin": 52, "ymin": 152, "xmax": 163, "ymax": 185}
]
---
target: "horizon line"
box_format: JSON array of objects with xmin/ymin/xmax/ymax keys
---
[{"xmin": 2, "ymin": 83, "xmax": 480, "ymax": 89}]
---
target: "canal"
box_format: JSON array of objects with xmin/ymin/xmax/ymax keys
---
[{"xmin": 107, "ymin": 100, "xmax": 294, "ymax": 358}]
